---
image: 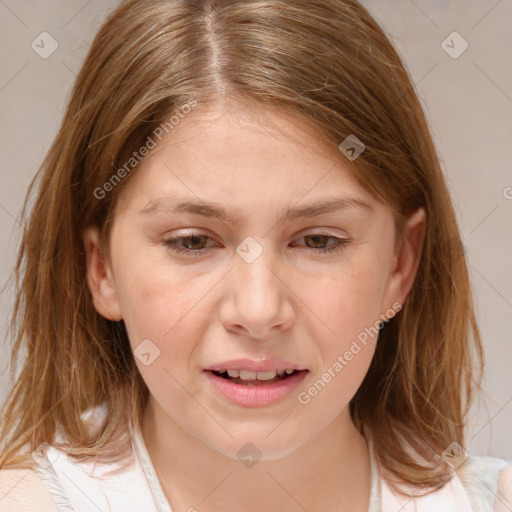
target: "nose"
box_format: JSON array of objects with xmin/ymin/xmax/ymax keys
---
[{"xmin": 219, "ymin": 239, "xmax": 295, "ymax": 340}]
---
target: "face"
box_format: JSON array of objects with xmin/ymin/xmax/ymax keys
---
[{"xmin": 84, "ymin": 102, "xmax": 424, "ymax": 461}]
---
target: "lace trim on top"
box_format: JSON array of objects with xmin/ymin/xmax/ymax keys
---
[
  {"xmin": 33, "ymin": 459, "xmax": 76, "ymax": 512},
  {"xmin": 129, "ymin": 418, "xmax": 174, "ymax": 512}
]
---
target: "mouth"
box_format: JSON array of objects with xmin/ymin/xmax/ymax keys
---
[
  {"xmin": 209, "ymin": 368, "xmax": 307, "ymax": 386},
  {"xmin": 204, "ymin": 368, "xmax": 309, "ymax": 407}
]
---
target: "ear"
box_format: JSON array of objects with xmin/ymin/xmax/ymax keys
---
[
  {"xmin": 381, "ymin": 207, "xmax": 426, "ymax": 314},
  {"xmin": 82, "ymin": 226, "xmax": 123, "ymax": 321}
]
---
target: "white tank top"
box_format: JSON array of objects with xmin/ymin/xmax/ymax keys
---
[{"xmin": 32, "ymin": 404, "xmax": 510, "ymax": 512}]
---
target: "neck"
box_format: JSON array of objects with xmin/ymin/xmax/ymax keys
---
[{"xmin": 141, "ymin": 397, "xmax": 372, "ymax": 512}]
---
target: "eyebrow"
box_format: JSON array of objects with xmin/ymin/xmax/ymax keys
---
[{"xmin": 139, "ymin": 196, "xmax": 373, "ymax": 224}]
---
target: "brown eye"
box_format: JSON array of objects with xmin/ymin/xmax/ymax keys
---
[
  {"xmin": 293, "ymin": 234, "xmax": 351, "ymax": 254},
  {"xmin": 163, "ymin": 232, "xmax": 351, "ymax": 258},
  {"xmin": 163, "ymin": 233, "xmax": 217, "ymax": 257}
]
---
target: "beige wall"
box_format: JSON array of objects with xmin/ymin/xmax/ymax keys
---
[{"xmin": 1, "ymin": 1, "xmax": 510, "ymax": 461}]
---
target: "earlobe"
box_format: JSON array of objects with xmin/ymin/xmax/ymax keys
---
[
  {"xmin": 384, "ymin": 208, "xmax": 426, "ymax": 311},
  {"xmin": 82, "ymin": 226, "xmax": 123, "ymax": 321}
]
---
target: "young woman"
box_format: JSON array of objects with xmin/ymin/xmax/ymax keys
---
[{"xmin": 1, "ymin": 1, "xmax": 510, "ymax": 510}]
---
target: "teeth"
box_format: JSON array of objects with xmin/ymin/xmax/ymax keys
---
[
  {"xmin": 221, "ymin": 369, "xmax": 296, "ymax": 380},
  {"xmin": 240, "ymin": 370, "xmax": 258, "ymax": 380},
  {"xmin": 255, "ymin": 370, "xmax": 277, "ymax": 381}
]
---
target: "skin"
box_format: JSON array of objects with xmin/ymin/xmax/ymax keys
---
[{"xmin": 83, "ymin": 100, "xmax": 425, "ymax": 512}]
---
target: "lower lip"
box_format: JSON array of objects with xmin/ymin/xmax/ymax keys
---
[{"xmin": 204, "ymin": 370, "xmax": 308, "ymax": 407}]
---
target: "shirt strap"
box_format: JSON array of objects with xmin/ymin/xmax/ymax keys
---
[{"xmin": 33, "ymin": 454, "xmax": 76, "ymax": 512}]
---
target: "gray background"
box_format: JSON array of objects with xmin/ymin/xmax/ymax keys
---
[{"xmin": 0, "ymin": 1, "xmax": 511, "ymax": 461}]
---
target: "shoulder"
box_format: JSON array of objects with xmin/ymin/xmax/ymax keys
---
[
  {"xmin": 0, "ymin": 467, "xmax": 60, "ymax": 511},
  {"xmin": 458, "ymin": 455, "xmax": 512, "ymax": 511},
  {"xmin": 496, "ymin": 464, "xmax": 512, "ymax": 509}
]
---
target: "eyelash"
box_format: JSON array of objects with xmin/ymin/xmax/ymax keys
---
[{"xmin": 163, "ymin": 232, "xmax": 351, "ymax": 258}]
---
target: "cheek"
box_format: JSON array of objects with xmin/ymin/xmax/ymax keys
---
[
  {"xmin": 113, "ymin": 250, "xmax": 229, "ymax": 385},
  {"xmin": 299, "ymin": 278, "xmax": 382, "ymax": 415},
  {"xmin": 310, "ymin": 260, "xmax": 389, "ymax": 345},
  {"xmin": 300, "ymin": 256, "xmax": 389, "ymax": 396},
  {"xmin": 115, "ymin": 243, "xmax": 205, "ymax": 329},
  {"xmin": 112, "ymin": 252, "xmax": 192, "ymax": 354},
  {"xmin": 116, "ymin": 264, "xmax": 206, "ymax": 403}
]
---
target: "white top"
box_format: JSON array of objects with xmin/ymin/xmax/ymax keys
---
[{"xmin": 32, "ymin": 404, "xmax": 511, "ymax": 512}]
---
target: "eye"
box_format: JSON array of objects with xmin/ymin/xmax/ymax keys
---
[
  {"xmin": 163, "ymin": 233, "xmax": 216, "ymax": 257},
  {"xmin": 163, "ymin": 232, "xmax": 351, "ymax": 258},
  {"xmin": 293, "ymin": 233, "xmax": 352, "ymax": 254}
]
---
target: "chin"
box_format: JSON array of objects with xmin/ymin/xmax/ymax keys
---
[{"xmin": 204, "ymin": 430, "xmax": 307, "ymax": 463}]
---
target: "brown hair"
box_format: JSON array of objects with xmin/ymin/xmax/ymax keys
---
[{"xmin": 0, "ymin": 0, "xmax": 483, "ymax": 497}]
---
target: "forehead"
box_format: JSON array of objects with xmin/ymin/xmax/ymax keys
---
[
  {"xmin": 151, "ymin": 101, "xmax": 346, "ymax": 167},
  {"xmin": 113, "ymin": 102, "xmax": 377, "ymax": 218}
]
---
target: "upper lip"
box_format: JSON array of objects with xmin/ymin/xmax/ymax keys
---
[{"xmin": 204, "ymin": 358, "xmax": 309, "ymax": 372}]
